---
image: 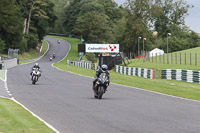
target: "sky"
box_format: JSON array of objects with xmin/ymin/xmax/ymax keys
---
[{"xmin": 114, "ymin": 0, "xmax": 200, "ymax": 33}]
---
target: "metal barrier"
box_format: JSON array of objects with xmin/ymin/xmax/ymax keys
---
[
  {"xmin": 67, "ymin": 60, "xmax": 98, "ymax": 70},
  {"xmin": 0, "ymin": 58, "xmax": 18, "ymax": 69}
]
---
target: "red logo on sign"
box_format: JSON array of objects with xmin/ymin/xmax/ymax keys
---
[{"xmin": 109, "ymin": 45, "xmax": 117, "ymax": 51}]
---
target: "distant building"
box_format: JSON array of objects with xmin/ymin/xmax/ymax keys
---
[{"xmin": 149, "ymin": 48, "xmax": 164, "ymax": 57}]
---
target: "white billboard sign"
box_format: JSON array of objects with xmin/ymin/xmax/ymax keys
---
[{"xmin": 85, "ymin": 44, "xmax": 119, "ymax": 53}]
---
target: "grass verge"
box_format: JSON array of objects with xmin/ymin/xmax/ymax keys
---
[
  {"xmin": 18, "ymin": 40, "xmax": 48, "ymax": 64},
  {"xmin": 49, "ymin": 35, "xmax": 200, "ymax": 101},
  {"xmin": 0, "ymin": 98, "xmax": 55, "ymax": 133}
]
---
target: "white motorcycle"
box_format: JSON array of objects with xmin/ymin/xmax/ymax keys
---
[{"xmin": 31, "ymin": 68, "xmax": 41, "ymax": 84}]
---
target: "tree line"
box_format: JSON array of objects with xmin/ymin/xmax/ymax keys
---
[
  {"xmin": 54, "ymin": 0, "xmax": 200, "ymax": 57},
  {"xmin": 0, "ymin": 0, "xmax": 200, "ymax": 57}
]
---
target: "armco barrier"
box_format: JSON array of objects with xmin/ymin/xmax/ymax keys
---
[
  {"xmin": 115, "ymin": 65, "xmax": 155, "ymax": 79},
  {"xmin": 161, "ymin": 69, "xmax": 200, "ymax": 83},
  {"xmin": 67, "ymin": 60, "xmax": 98, "ymax": 70}
]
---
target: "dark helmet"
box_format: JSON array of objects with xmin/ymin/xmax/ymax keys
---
[{"xmin": 101, "ymin": 64, "xmax": 108, "ymax": 71}]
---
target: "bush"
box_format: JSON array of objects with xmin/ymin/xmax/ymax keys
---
[
  {"xmin": 85, "ymin": 53, "xmax": 96, "ymax": 63},
  {"xmin": 25, "ymin": 33, "xmax": 39, "ymax": 51}
]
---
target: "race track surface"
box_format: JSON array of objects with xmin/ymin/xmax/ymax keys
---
[{"xmin": 7, "ymin": 37, "xmax": 200, "ymax": 133}]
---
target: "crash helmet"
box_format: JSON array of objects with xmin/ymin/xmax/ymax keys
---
[
  {"xmin": 101, "ymin": 64, "xmax": 108, "ymax": 71},
  {"xmin": 35, "ymin": 63, "xmax": 39, "ymax": 66}
]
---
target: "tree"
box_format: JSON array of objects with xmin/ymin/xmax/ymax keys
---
[
  {"xmin": 0, "ymin": 0, "xmax": 24, "ymax": 51},
  {"xmin": 0, "ymin": 38, "xmax": 6, "ymax": 53},
  {"xmin": 153, "ymin": 0, "xmax": 191, "ymax": 38},
  {"xmin": 73, "ymin": 11, "xmax": 113, "ymax": 43}
]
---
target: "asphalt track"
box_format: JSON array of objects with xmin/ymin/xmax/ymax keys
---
[{"xmin": 7, "ymin": 37, "xmax": 200, "ymax": 133}]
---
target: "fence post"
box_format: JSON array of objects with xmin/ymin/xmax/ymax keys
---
[
  {"xmin": 152, "ymin": 53, "xmax": 153, "ymax": 63},
  {"xmin": 190, "ymin": 53, "xmax": 192, "ymax": 66},
  {"xmin": 163, "ymin": 54, "xmax": 165, "ymax": 64},
  {"xmin": 159, "ymin": 53, "xmax": 161, "ymax": 63},
  {"xmin": 185, "ymin": 53, "xmax": 186, "ymax": 65},
  {"xmin": 180, "ymin": 53, "xmax": 181, "ymax": 65},
  {"xmin": 175, "ymin": 53, "xmax": 177, "ymax": 64},
  {"xmin": 156, "ymin": 53, "xmax": 157, "ymax": 63},
  {"xmin": 195, "ymin": 53, "xmax": 197, "ymax": 66},
  {"xmin": 171, "ymin": 53, "xmax": 173, "ymax": 64}
]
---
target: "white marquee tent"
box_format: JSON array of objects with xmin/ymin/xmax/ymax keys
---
[{"xmin": 149, "ymin": 48, "xmax": 164, "ymax": 57}]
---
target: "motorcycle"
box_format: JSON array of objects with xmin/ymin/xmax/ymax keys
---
[
  {"xmin": 53, "ymin": 53, "xmax": 56, "ymax": 59},
  {"xmin": 57, "ymin": 40, "xmax": 60, "ymax": 44},
  {"xmin": 94, "ymin": 72, "xmax": 109, "ymax": 99},
  {"xmin": 50, "ymin": 56, "xmax": 52, "ymax": 61},
  {"xmin": 31, "ymin": 68, "xmax": 41, "ymax": 84}
]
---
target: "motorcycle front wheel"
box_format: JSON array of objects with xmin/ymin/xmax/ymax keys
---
[{"xmin": 97, "ymin": 86, "xmax": 104, "ymax": 99}]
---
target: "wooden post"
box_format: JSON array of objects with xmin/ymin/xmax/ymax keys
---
[
  {"xmin": 152, "ymin": 53, "xmax": 153, "ymax": 63},
  {"xmin": 171, "ymin": 53, "xmax": 173, "ymax": 64},
  {"xmin": 190, "ymin": 53, "xmax": 192, "ymax": 66},
  {"xmin": 156, "ymin": 53, "xmax": 157, "ymax": 63},
  {"xmin": 163, "ymin": 54, "xmax": 165, "ymax": 64},
  {"xmin": 175, "ymin": 53, "xmax": 177, "ymax": 64},
  {"xmin": 185, "ymin": 53, "xmax": 186, "ymax": 65},
  {"xmin": 195, "ymin": 53, "xmax": 197, "ymax": 66},
  {"xmin": 159, "ymin": 53, "xmax": 161, "ymax": 63},
  {"xmin": 180, "ymin": 53, "xmax": 181, "ymax": 65}
]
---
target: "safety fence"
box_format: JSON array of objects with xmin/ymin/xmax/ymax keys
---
[
  {"xmin": 161, "ymin": 69, "xmax": 200, "ymax": 83},
  {"xmin": 115, "ymin": 65, "xmax": 156, "ymax": 79},
  {"xmin": 67, "ymin": 60, "xmax": 98, "ymax": 70}
]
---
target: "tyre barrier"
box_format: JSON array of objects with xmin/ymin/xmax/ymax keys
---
[
  {"xmin": 161, "ymin": 69, "xmax": 200, "ymax": 83},
  {"xmin": 115, "ymin": 65, "xmax": 156, "ymax": 79}
]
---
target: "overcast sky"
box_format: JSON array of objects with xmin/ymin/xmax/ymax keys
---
[{"xmin": 114, "ymin": 0, "xmax": 200, "ymax": 33}]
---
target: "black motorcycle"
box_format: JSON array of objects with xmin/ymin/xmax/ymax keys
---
[
  {"xmin": 31, "ymin": 68, "xmax": 41, "ymax": 84},
  {"xmin": 94, "ymin": 72, "xmax": 109, "ymax": 99},
  {"xmin": 53, "ymin": 53, "xmax": 56, "ymax": 59}
]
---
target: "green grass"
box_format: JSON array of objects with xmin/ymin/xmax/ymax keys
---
[
  {"xmin": 129, "ymin": 47, "xmax": 200, "ymax": 70},
  {"xmin": 0, "ymin": 98, "xmax": 55, "ymax": 133},
  {"xmin": 126, "ymin": 47, "xmax": 200, "ymax": 78}
]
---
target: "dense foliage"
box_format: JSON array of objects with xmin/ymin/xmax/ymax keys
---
[
  {"xmin": 0, "ymin": 0, "xmax": 56, "ymax": 53},
  {"xmin": 61, "ymin": 0, "xmax": 200, "ymax": 57}
]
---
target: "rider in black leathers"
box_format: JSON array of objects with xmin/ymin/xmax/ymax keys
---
[{"xmin": 93, "ymin": 64, "xmax": 110, "ymax": 90}]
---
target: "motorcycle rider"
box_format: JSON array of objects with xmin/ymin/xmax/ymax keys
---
[
  {"xmin": 30, "ymin": 63, "xmax": 41, "ymax": 79},
  {"xmin": 93, "ymin": 64, "xmax": 110, "ymax": 91},
  {"xmin": 57, "ymin": 40, "xmax": 60, "ymax": 44},
  {"xmin": 53, "ymin": 53, "xmax": 56, "ymax": 59}
]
